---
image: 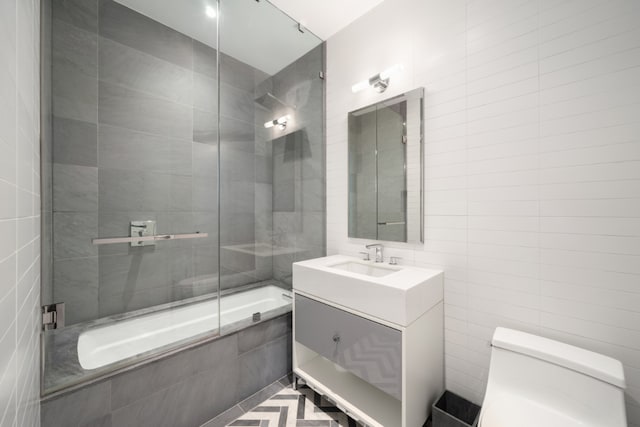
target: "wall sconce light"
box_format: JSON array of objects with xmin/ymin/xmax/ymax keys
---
[
  {"xmin": 264, "ymin": 115, "xmax": 290, "ymax": 130},
  {"xmin": 351, "ymin": 64, "xmax": 404, "ymax": 93}
]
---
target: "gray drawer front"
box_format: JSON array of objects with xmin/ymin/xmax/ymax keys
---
[{"xmin": 295, "ymin": 294, "xmax": 402, "ymax": 400}]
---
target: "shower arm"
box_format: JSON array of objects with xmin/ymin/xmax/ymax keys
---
[{"xmin": 92, "ymin": 232, "xmax": 208, "ymax": 245}]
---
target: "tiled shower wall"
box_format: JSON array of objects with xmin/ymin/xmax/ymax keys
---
[
  {"xmin": 0, "ymin": 0, "xmax": 42, "ymax": 425},
  {"xmin": 326, "ymin": 0, "xmax": 640, "ymax": 425},
  {"xmin": 46, "ymin": 0, "xmax": 267, "ymax": 325}
]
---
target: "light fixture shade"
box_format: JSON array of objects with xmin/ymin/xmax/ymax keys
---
[
  {"xmin": 351, "ymin": 80, "xmax": 370, "ymax": 93},
  {"xmin": 264, "ymin": 115, "xmax": 290, "ymax": 129}
]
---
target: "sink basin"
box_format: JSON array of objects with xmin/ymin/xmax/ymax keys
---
[
  {"xmin": 293, "ymin": 255, "xmax": 443, "ymax": 326},
  {"xmin": 329, "ymin": 261, "xmax": 397, "ymax": 277}
]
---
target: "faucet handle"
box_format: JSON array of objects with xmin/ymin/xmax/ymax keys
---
[
  {"xmin": 359, "ymin": 251, "xmax": 370, "ymax": 261},
  {"xmin": 389, "ymin": 256, "xmax": 401, "ymax": 265}
]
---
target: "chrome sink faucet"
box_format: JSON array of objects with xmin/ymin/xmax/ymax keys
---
[{"xmin": 365, "ymin": 243, "xmax": 384, "ymax": 263}]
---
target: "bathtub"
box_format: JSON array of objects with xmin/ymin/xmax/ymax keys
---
[{"xmin": 77, "ymin": 285, "xmax": 292, "ymax": 370}]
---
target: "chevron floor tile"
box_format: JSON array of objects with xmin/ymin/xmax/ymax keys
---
[{"xmin": 227, "ymin": 385, "xmax": 364, "ymax": 427}]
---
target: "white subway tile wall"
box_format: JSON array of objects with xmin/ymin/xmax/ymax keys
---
[
  {"xmin": 0, "ymin": 0, "xmax": 42, "ymax": 425},
  {"xmin": 326, "ymin": 0, "xmax": 640, "ymax": 424}
]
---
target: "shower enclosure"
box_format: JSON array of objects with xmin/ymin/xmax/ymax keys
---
[{"xmin": 40, "ymin": 0, "xmax": 324, "ymax": 395}]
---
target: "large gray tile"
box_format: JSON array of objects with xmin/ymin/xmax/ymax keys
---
[
  {"xmin": 52, "ymin": 19, "xmax": 97, "ymax": 123},
  {"xmin": 192, "ymin": 141, "xmax": 218, "ymax": 177},
  {"xmin": 111, "ymin": 359, "xmax": 239, "ymax": 427},
  {"xmin": 220, "ymin": 52, "xmax": 259, "ymax": 92},
  {"xmin": 166, "ymin": 246, "xmax": 195, "ymax": 294},
  {"xmin": 220, "ymin": 116, "xmax": 255, "ymax": 148},
  {"xmin": 222, "ymin": 181, "xmax": 255, "ymax": 215},
  {"xmin": 98, "ymin": 168, "xmax": 169, "ymax": 212},
  {"xmin": 52, "ymin": 164, "xmax": 98, "ymax": 212},
  {"xmin": 220, "ymin": 82, "xmax": 255, "ymax": 124},
  {"xmin": 98, "ymin": 250, "xmax": 171, "ymax": 299},
  {"xmin": 52, "ymin": 0, "xmax": 98, "ymax": 33},
  {"xmin": 169, "ymin": 174, "xmax": 193, "ymax": 212},
  {"xmin": 98, "ymin": 0, "xmax": 193, "ymax": 69},
  {"xmin": 237, "ymin": 314, "xmax": 291, "ymax": 355},
  {"xmin": 98, "ymin": 285, "xmax": 171, "ymax": 318},
  {"xmin": 194, "ymin": 73, "xmax": 218, "ymax": 113},
  {"xmin": 98, "ymin": 124, "xmax": 191, "ymax": 173},
  {"xmin": 40, "ymin": 379, "xmax": 110, "ymax": 427},
  {"xmin": 98, "ymin": 81, "xmax": 192, "ymax": 140},
  {"xmin": 193, "ymin": 244, "xmax": 218, "ymax": 278},
  {"xmin": 298, "ymin": 178, "xmax": 324, "ymax": 212},
  {"xmin": 193, "ymin": 40, "xmax": 217, "ymax": 79},
  {"xmin": 192, "ymin": 176, "xmax": 218, "ymax": 212},
  {"xmin": 220, "ymin": 148, "xmax": 256, "ymax": 182},
  {"xmin": 238, "ymin": 334, "xmax": 292, "ymax": 401},
  {"xmin": 255, "ymin": 155, "xmax": 272, "ymax": 184},
  {"xmin": 52, "ymin": 116, "xmax": 97, "ymax": 166},
  {"xmin": 99, "ymin": 37, "xmax": 193, "ymax": 105},
  {"xmin": 219, "ymin": 213, "xmax": 255, "ymax": 246},
  {"xmin": 193, "ymin": 108, "xmax": 218, "ymax": 144},
  {"xmin": 110, "ymin": 334, "xmax": 238, "ymax": 409},
  {"xmin": 53, "ymin": 212, "xmax": 98, "ymax": 259},
  {"xmin": 53, "ymin": 257, "xmax": 99, "ymax": 325}
]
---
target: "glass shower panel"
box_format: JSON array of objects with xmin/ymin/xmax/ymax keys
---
[
  {"xmin": 41, "ymin": 0, "xmax": 220, "ymax": 393},
  {"xmin": 218, "ymin": 0, "xmax": 325, "ymax": 332}
]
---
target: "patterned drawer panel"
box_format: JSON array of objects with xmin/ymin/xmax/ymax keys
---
[{"xmin": 294, "ymin": 294, "xmax": 402, "ymax": 400}]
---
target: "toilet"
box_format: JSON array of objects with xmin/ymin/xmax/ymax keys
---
[{"xmin": 479, "ymin": 328, "xmax": 627, "ymax": 427}]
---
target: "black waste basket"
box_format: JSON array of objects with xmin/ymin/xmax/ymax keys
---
[{"xmin": 432, "ymin": 390, "xmax": 481, "ymax": 427}]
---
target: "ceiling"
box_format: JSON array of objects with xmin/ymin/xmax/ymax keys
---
[
  {"xmin": 114, "ymin": 0, "xmax": 383, "ymax": 74},
  {"xmin": 115, "ymin": 0, "xmax": 322, "ymax": 75},
  {"xmin": 268, "ymin": 0, "xmax": 384, "ymax": 40}
]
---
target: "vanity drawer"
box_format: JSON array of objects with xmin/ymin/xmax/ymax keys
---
[{"xmin": 295, "ymin": 294, "xmax": 402, "ymax": 400}]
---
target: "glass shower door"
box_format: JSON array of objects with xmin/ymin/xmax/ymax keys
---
[
  {"xmin": 41, "ymin": 0, "xmax": 220, "ymax": 394},
  {"xmin": 217, "ymin": 0, "xmax": 325, "ymax": 333}
]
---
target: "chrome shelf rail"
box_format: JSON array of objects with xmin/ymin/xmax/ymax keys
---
[{"xmin": 92, "ymin": 232, "xmax": 208, "ymax": 246}]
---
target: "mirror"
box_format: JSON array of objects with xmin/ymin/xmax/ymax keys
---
[{"xmin": 348, "ymin": 88, "xmax": 424, "ymax": 243}]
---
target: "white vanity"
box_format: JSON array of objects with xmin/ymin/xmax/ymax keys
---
[{"xmin": 292, "ymin": 255, "xmax": 444, "ymax": 427}]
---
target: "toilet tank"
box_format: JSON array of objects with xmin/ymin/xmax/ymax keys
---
[{"xmin": 481, "ymin": 328, "xmax": 627, "ymax": 427}]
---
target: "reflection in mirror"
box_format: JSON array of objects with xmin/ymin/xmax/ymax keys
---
[{"xmin": 348, "ymin": 88, "xmax": 424, "ymax": 243}]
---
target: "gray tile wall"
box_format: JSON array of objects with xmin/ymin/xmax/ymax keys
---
[
  {"xmin": 0, "ymin": 0, "xmax": 42, "ymax": 425},
  {"xmin": 41, "ymin": 314, "xmax": 292, "ymax": 427},
  {"xmin": 47, "ymin": 0, "xmax": 268, "ymax": 324}
]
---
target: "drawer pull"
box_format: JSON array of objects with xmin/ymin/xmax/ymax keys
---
[{"xmin": 332, "ymin": 333, "xmax": 341, "ymax": 343}]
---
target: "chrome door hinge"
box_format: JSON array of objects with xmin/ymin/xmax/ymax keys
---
[{"xmin": 42, "ymin": 303, "xmax": 65, "ymax": 330}]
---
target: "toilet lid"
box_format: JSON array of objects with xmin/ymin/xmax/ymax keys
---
[{"xmin": 479, "ymin": 395, "xmax": 587, "ymax": 427}]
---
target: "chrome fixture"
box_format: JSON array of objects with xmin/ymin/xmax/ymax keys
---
[
  {"xmin": 264, "ymin": 115, "xmax": 290, "ymax": 130},
  {"xmin": 42, "ymin": 303, "xmax": 65, "ymax": 330},
  {"xmin": 359, "ymin": 251, "xmax": 371, "ymax": 261},
  {"xmin": 389, "ymin": 256, "xmax": 401, "ymax": 265},
  {"xmin": 365, "ymin": 243, "xmax": 384, "ymax": 263},
  {"xmin": 351, "ymin": 64, "xmax": 404, "ymax": 93},
  {"xmin": 92, "ymin": 232, "xmax": 208, "ymax": 246},
  {"xmin": 130, "ymin": 220, "xmax": 157, "ymax": 247}
]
